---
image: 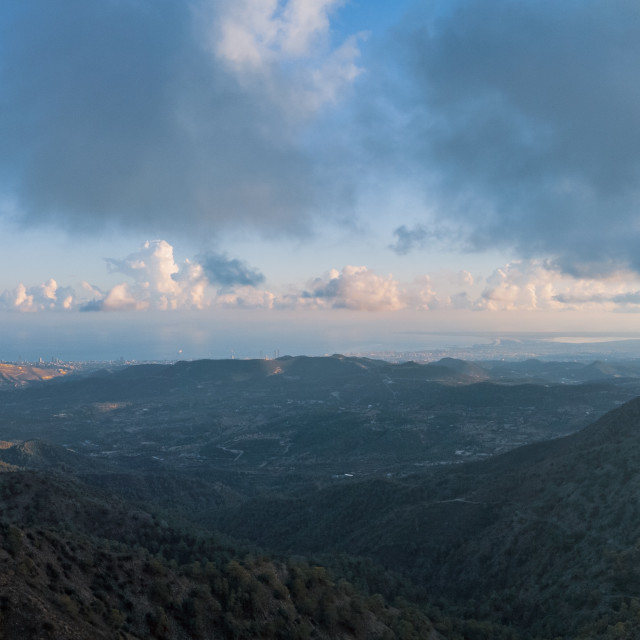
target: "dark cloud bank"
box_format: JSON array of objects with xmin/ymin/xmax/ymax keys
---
[
  {"xmin": 383, "ymin": 0, "xmax": 640, "ymax": 275},
  {"xmin": 3, "ymin": 0, "xmax": 640, "ymax": 278},
  {"xmin": 0, "ymin": 0, "xmax": 324, "ymax": 236}
]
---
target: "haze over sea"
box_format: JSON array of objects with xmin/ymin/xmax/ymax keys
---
[{"xmin": 3, "ymin": 309, "xmax": 640, "ymax": 363}]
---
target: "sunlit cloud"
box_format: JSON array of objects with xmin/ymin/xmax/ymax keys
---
[
  {"xmin": 93, "ymin": 241, "xmax": 209, "ymax": 311},
  {"xmin": 0, "ymin": 280, "xmax": 75, "ymax": 312},
  {"xmin": 475, "ymin": 261, "xmax": 640, "ymax": 312},
  {"xmin": 5, "ymin": 244, "xmax": 640, "ymax": 319},
  {"xmin": 403, "ymin": 275, "xmax": 441, "ymax": 311},
  {"xmin": 100, "ymin": 283, "xmax": 149, "ymax": 312},
  {"xmin": 214, "ymin": 0, "xmax": 344, "ymax": 68},
  {"xmin": 477, "ymin": 262, "xmax": 559, "ymax": 312},
  {"xmin": 298, "ymin": 265, "xmax": 405, "ymax": 311}
]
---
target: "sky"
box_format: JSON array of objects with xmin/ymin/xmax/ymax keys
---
[{"xmin": 2, "ymin": 0, "xmax": 640, "ymax": 361}]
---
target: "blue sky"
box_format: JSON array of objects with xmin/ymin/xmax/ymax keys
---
[{"xmin": 2, "ymin": 0, "xmax": 640, "ymax": 360}]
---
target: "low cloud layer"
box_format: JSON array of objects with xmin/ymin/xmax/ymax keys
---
[
  {"xmin": 477, "ymin": 261, "xmax": 640, "ymax": 313},
  {"xmin": 301, "ymin": 266, "xmax": 405, "ymax": 311},
  {"xmin": 0, "ymin": 240, "xmax": 259, "ymax": 313},
  {"xmin": 4, "ymin": 242, "xmax": 640, "ymax": 315},
  {"xmin": 0, "ymin": 280, "xmax": 75, "ymax": 312},
  {"xmin": 0, "ymin": 241, "xmax": 410, "ymax": 314}
]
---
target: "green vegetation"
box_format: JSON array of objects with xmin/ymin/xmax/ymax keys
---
[
  {"xmin": 0, "ymin": 470, "xmax": 450, "ymax": 639},
  {"xmin": 3, "ymin": 356, "xmax": 640, "ymax": 638}
]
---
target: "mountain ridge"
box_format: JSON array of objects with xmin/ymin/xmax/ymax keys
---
[{"xmin": 211, "ymin": 394, "xmax": 640, "ymax": 637}]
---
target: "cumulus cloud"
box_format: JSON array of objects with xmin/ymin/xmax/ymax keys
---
[
  {"xmin": 0, "ymin": 0, "xmax": 361, "ymax": 237},
  {"xmin": 477, "ymin": 262, "xmax": 560, "ymax": 311},
  {"xmin": 91, "ymin": 241, "xmax": 209, "ymax": 311},
  {"xmin": 0, "ymin": 242, "xmax": 412, "ymax": 314},
  {"xmin": 378, "ymin": 0, "xmax": 640, "ymax": 275},
  {"xmin": 401, "ymin": 275, "xmax": 441, "ymax": 311},
  {"xmin": 300, "ymin": 266, "xmax": 405, "ymax": 311},
  {"xmin": 0, "ymin": 280, "xmax": 75, "ymax": 312},
  {"xmin": 475, "ymin": 261, "xmax": 640, "ymax": 312},
  {"xmin": 9, "ymin": 241, "xmax": 640, "ymax": 316},
  {"xmin": 106, "ymin": 241, "xmax": 181, "ymax": 297},
  {"xmin": 0, "ymin": 240, "xmax": 255, "ymax": 313},
  {"xmin": 100, "ymin": 284, "xmax": 149, "ymax": 313}
]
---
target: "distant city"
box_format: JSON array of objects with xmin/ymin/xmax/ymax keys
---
[
  {"xmin": 351, "ymin": 336, "xmax": 640, "ymax": 364},
  {"xmin": 3, "ymin": 334, "xmax": 640, "ymax": 367}
]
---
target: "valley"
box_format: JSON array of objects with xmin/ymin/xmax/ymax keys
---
[
  {"xmin": 2, "ymin": 355, "xmax": 640, "ymax": 638},
  {"xmin": 0, "ymin": 355, "xmax": 638, "ymax": 484}
]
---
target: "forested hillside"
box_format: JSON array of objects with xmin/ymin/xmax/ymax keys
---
[{"xmin": 3, "ymin": 357, "xmax": 640, "ymax": 638}]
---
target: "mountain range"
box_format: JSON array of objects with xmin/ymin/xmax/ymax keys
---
[{"xmin": 3, "ymin": 355, "xmax": 640, "ymax": 638}]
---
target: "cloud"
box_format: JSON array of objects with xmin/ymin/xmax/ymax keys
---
[
  {"xmin": 0, "ymin": 0, "xmax": 362, "ymax": 237},
  {"xmin": 389, "ymin": 223, "xmax": 459, "ymax": 255},
  {"xmin": 477, "ymin": 262, "xmax": 559, "ymax": 311},
  {"xmin": 211, "ymin": 0, "xmax": 363, "ymax": 114},
  {"xmin": 100, "ymin": 284, "xmax": 149, "ymax": 312},
  {"xmin": 198, "ymin": 252, "xmax": 265, "ymax": 287},
  {"xmin": 0, "ymin": 280, "xmax": 75, "ymax": 312},
  {"xmin": 301, "ymin": 265, "xmax": 405, "ymax": 311},
  {"xmin": 214, "ymin": 0, "xmax": 342, "ymax": 67},
  {"xmin": 9, "ymin": 241, "xmax": 640, "ymax": 316},
  {"xmin": 76, "ymin": 240, "xmax": 269, "ymax": 312},
  {"xmin": 106, "ymin": 241, "xmax": 181, "ymax": 296},
  {"xmin": 453, "ymin": 270, "xmax": 474, "ymax": 288},
  {"xmin": 552, "ymin": 288, "xmax": 640, "ymax": 311},
  {"xmin": 0, "ymin": 242, "xmax": 411, "ymax": 314},
  {"xmin": 99, "ymin": 240, "xmax": 208, "ymax": 311},
  {"xmin": 475, "ymin": 260, "xmax": 640, "ymax": 312},
  {"xmin": 406, "ymin": 275, "xmax": 441, "ymax": 310},
  {"xmin": 5, "ymin": 0, "xmax": 640, "ymax": 287},
  {"xmin": 389, "ymin": 225, "xmax": 431, "ymax": 255},
  {"xmin": 216, "ymin": 286, "xmax": 276, "ymax": 309},
  {"xmin": 377, "ymin": 0, "xmax": 640, "ymax": 275}
]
